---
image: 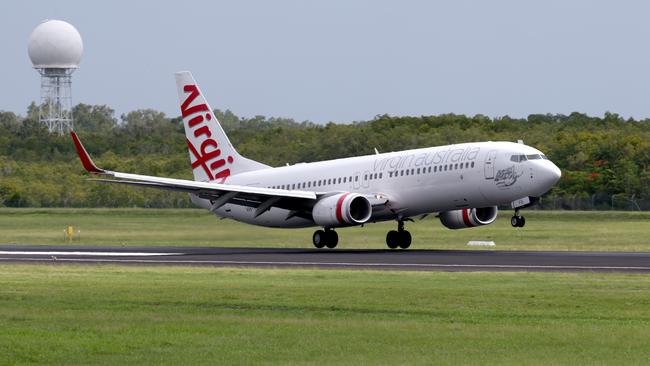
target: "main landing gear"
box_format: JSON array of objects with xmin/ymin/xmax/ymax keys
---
[
  {"xmin": 386, "ymin": 220, "xmax": 411, "ymax": 249},
  {"xmin": 313, "ymin": 229, "xmax": 338, "ymax": 249}
]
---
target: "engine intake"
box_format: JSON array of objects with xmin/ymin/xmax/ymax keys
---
[
  {"xmin": 439, "ymin": 206, "xmax": 498, "ymax": 229},
  {"xmin": 312, "ymin": 193, "xmax": 372, "ymax": 227}
]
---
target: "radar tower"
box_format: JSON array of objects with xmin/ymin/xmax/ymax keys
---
[{"xmin": 28, "ymin": 20, "xmax": 83, "ymax": 135}]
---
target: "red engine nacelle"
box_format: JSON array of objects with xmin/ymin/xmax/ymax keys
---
[
  {"xmin": 312, "ymin": 193, "xmax": 372, "ymax": 228},
  {"xmin": 439, "ymin": 206, "xmax": 498, "ymax": 229}
]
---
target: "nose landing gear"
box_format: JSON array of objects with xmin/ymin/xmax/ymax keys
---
[
  {"xmin": 511, "ymin": 210, "xmax": 526, "ymax": 228},
  {"xmin": 510, "ymin": 196, "xmax": 538, "ymax": 228},
  {"xmin": 313, "ymin": 229, "xmax": 338, "ymax": 249},
  {"xmin": 386, "ymin": 220, "xmax": 412, "ymax": 249}
]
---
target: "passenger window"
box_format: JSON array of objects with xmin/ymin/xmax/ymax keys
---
[
  {"xmin": 379, "ymin": 173, "xmax": 383, "ymax": 179},
  {"xmin": 338, "ymin": 178, "xmax": 342, "ymax": 184},
  {"xmin": 355, "ymin": 176, "xmax": 359, "ymax": 182},
  {"xmin": 374, "ymin": 173, "xmax": 378, "ymax": 179},
  {"xmin": 434, "ymin": 166, "xmax": 437, "ymax": 172},
  {"xmin": 471, "ymin": 162, "xmax": 475, "ymax": 168},
  {"xmin": 364, "ymin": 174, "xmax": 368, "ymax": 180},
  {"xmin": 343, "ymin": 177, "xmax": 347, "ymax": 183},
  {"xmin": 291, "ymin": 184, "xmax": 295, "ymax": 189},
  {"xmin": 400, "ymin": 170, "xmax": 404, "ymax": 176}
]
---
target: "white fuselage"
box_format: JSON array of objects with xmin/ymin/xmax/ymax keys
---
[{"xmin": 190, "ymin": 141, "xmax": 561, "ymax": 228}]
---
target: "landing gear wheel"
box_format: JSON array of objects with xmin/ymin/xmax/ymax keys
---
[
  {"xmin": 325, "ymin": 230, "xmax": 339, "ymax": 249},
  {"xmin": 386, "ymin": 230, "xmax": 399, "ymax": 249},
  {"xmin": 511, "ymin": 216, "xmax": 525, "ymax": 228},
  {"xmin": 313, "ymin": 230, "xmax": 326, "ymax": 248},
  {"xmin": 398, "ymin": 231, "xmax": 412, "ymax": 249},
  {"xmin": 313, "ymin": 229, "xmax": 338, "ymax": 249},
  {"xmin": 386, "ymin": 220, "xmax": 412, "ymax": 249}
]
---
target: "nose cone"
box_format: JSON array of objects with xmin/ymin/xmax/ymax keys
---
[{"xmin": 542, "ymin": 162, "xmax": 562, "ymax": 188}]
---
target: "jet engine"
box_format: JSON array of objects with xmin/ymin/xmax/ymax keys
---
[
  {"xmin": 439, "ymin": 206, "xmax": 498, "ymax": 229},
  {"xmin": 312, "ymin": 193, "xmax": 372, "ymax": 227}
]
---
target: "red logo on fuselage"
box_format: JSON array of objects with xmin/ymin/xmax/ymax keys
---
[{"xmin": 181, "ymin": 85, "xmax": 233, "ymax": 183}]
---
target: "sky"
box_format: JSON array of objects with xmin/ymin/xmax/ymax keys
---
[{"xmin": 2, "ymin": 0, "xmax": 650, "ymax": 123}]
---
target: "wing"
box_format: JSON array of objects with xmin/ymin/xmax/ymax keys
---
[{"xmin": 70, "ymin": 132, "xmax": 318, "ymax": 217}]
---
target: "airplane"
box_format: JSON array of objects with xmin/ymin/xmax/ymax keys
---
[{"xmin": 71, "ymin": 71, "xmax": 562, "ymax": 249}]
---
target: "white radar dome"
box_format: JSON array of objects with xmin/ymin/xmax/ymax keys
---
[{"xmin": 28, "ymin": 20, "xmax": 83, "ymax": 69}]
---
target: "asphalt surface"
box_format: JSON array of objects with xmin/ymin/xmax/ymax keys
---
[{"xmin": 1, "ymin": 245, "xmax": 650, "ymax": 273}]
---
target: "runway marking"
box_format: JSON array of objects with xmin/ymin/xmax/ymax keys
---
[
  {"xmin": 1, "ymin": 257, "xmax": 649, "ymax": 271},
  {"xmin": 0, "ymin": 251, "xmax": 179, "ymax": 257}
]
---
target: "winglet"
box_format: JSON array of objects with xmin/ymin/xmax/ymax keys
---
[{"xmin": 70, "ymin": 131, "xmax": 105, "ymax": 174}]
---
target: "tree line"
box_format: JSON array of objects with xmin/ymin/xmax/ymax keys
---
[{"xmin": 0, "ymin": 102, "xmax": 649, "ymax": 208}]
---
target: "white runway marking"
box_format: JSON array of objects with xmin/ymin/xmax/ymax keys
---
[
  {"xmin": 1, "ymin": 256, "xmax": 649, "ymax": 271},
  {"xmin": 0, "ymin": 251, "xmax": 179, "ymax": 257}
]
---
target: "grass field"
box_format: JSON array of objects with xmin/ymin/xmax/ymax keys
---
[
  {"xmin": 0, "ymin": 208, "xmax": 649, "ymax": 251},
  {"xmin": 0, "ymin": 265, "xmax": 649, "ymax": 365}
]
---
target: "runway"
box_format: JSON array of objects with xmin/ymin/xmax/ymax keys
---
[{"xmin": 1, "ymin": 245, "xmax": 650, "ymax": 273}]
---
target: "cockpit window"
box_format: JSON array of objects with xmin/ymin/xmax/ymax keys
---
[
  {"xmin": 510, "ymin": 154, "xmax": 528, "ymax": 163},
  {"xmin": 526, "ymin": 154, "xmax": 542, "ymax": 160},
  {"xmin": 541, "ymin": 154, "xmax": 549, "ymax": 160}
]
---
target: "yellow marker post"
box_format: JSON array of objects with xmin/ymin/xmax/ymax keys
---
[{"xmin": 65, "ymin": 226, "xmax": 74, "ymax": 242}]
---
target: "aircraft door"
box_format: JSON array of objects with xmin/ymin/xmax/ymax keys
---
[
  {"xmin": 484, "ymin": 150, "xmax": 497, "ymax": 179},
  {"xmin": 362, "ymin": 170, "xmax": 371, "ymax": 188},
  {"xmin": 352, "ymin": 171, "xmax": 362, "ymax": 190}
]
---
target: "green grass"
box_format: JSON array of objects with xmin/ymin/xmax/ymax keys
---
[
  {"xmin": 0, "ymin": 265, "xmax": 649, "ymax": 365},
  {"xmin": 0, "ymin": 208, "xmax": 649, "ymax": 251}
]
